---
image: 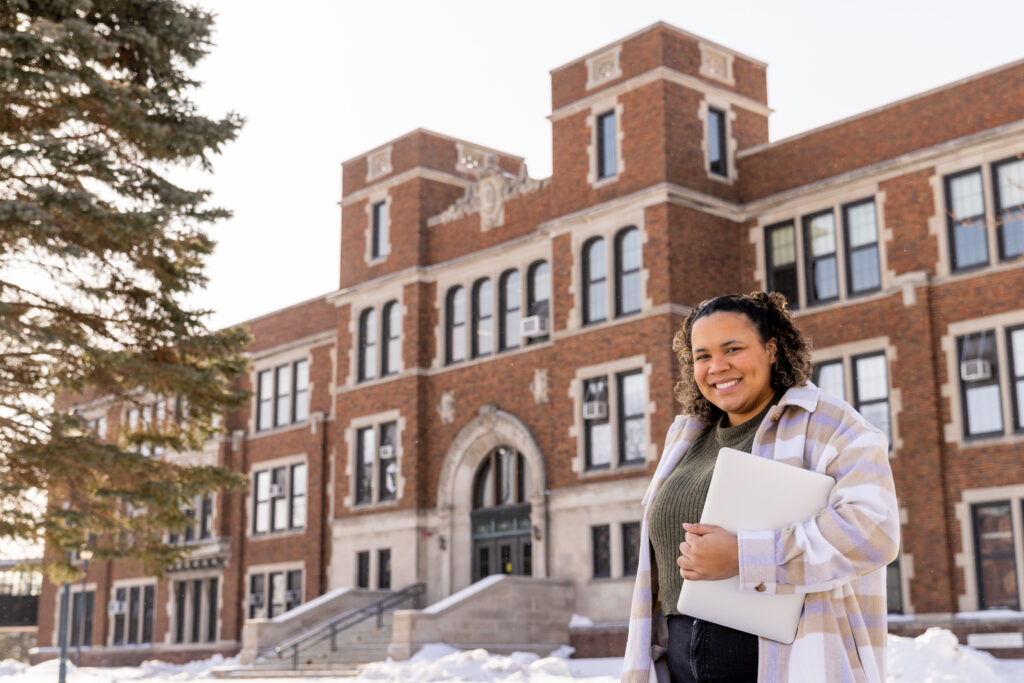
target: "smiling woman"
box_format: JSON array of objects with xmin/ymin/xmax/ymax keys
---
[{"xmin": 621, "ymin": 292, "xmax": 900, "ymax": 683}]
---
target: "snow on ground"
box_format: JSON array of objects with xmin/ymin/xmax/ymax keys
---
[{"xmin": 2, "ymin": 629, "xmax": 1023, "ymax": 682}]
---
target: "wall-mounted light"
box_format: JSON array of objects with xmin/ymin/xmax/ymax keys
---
[
  {"xmin": 439, "ymin": 535, "xmax": 447, "ymax": 551},
  {"xmin": 533, "ymin": 525, "xmax": 542, "ymax": 541}
]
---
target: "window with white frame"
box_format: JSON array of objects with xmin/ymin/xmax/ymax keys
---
[
  {"xmin": 596, "ymin": 110, "xmax": 617, "ymax": 180},
  {"xmin": 255, "ymin": 359, "xmax": 309, "ymax": 431},
  {"xmin": 446, "ymin": 286, "xmax": 466, "ymax": 364},
  {"xmin": 247, "ymin": 569, "xmax": 301, "ymax": 619},
  {"xmin": 382, "ymin": 300, "xmax": 401, "ymax": 376},
  {"xmin": 124, "ymin": 397, "xmax": 180, "ymax": 456},
  {"xmin": 525, "ymin": 260, "xmax": 551, "ymax": 344},
  {"xmin": 812, "ymin": 350, "xmax": 892, "ymax": 442},
  {"xmin": 944, "ymin": 155, "xmax": 1024, "ymax": 272},
  {"xmin": 60, "ymin": 587, "xmax": 94, "ymax": 648},
  {"xmin": 357, "ymin": 300, "xmax": 401, "ymax": 382},
  {"xmin": 109, "ymin": 583, "xmax": 155, "ymax": 646},
  {"xmin": 707, "ymin": 107, "xmax": 727, "ymax": 178},
  {"xmin": 173, "ymin": 577, "xmax": 218, "ymax": 644},
  {"xmin": 354, "ymin": 421, "xmax": 398, "ymax": 505},
  {"xmin": 765, "ymin": 198, "xmax": 881, "ymax": 309},
  {"xmin": 955, "ymin": 326, "xmax": 1024, "ymax": 440},
  {"xmin": 614, "ymin": 227, "xmax": 642, "ymax": 316},
  {"xmin": 169, "ymin": 494, "xmax": 214, "ymax": 545},
  {"xmin": 499, "ymin": 270, "xmax": 521, "ymax": 352},
  {"xmin": 471, "ymin": 278, "xmax": 494, "ymax": 358},
  {"xmin": 592, "ymin": 522, "xmax": 642, "ymax": 579},
  {"xmin": 371, "ymin": 200, "xmax": 389, "ymax": 260},
  {"xmin": 970, "ymin": 500, "xmax": 1020, "ymax": 610},
  {"xmin": 583, "ymin": 227, "xmax": 642, "ymax": 325},
  {"xmin": 252, "ymin": 462, "xmax": 307, "ymax": 535},
  {"xmin": 582, "ymin": 369, "xmax": 646, "ymax": 470},
  {"xmin": 582, "ymin": 237, "xmax": 607, "ymax": 325}
]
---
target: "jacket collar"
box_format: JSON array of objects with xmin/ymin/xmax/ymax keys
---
[{"xmin": 768, "ymin": 381, "xmax": 821, "ymax": 421}]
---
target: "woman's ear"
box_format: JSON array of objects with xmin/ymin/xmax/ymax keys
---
[{"xmin": 766, "ymin": 338, "xmax": 778, "ymax": 364}]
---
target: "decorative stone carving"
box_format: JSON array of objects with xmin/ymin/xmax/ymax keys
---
[
  {"xmin": 439, "ymin": 390, "xmax": 456, "ymax": 424},
  {"xmin": 530, "ymin": 368, "xmax": 549, "ymax": 405},
  {"xmin": 428, "ymin": 162, "xmax": 548, "ymax": 230},
  {"xmin": 456, "ymin": 143, "xmax": 495, "ymax": 174},
  {"xmin": 586, "ymin": 46, "xmax": 622, "ymax": 90},
  {"xmin": 366, "ymin": 147, "xmax": 393, "ymax": 181},
  {"xmin": 699, "ymin": 44, "xmax": 734, "ymax": 85}
]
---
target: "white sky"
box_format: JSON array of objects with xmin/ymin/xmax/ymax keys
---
[{"xmin": 184, "ymin": 0, "xmax": 1024, "ymax": 330}]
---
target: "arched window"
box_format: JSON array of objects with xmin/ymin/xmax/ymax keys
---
[
  {"xmin": 526, "ymin": 260, "xmax": 550, "ymax": 344},
  {"xmin": 446, "ymin": 286, "xmax": 466, "ymax": 364},
  {"xmin": 472, "ymin": 278, "xmax": 493, "ymax": 358},
  {"xmin": 472, "ymin": 447, "xmax": 531, "ymax": 509},
  {"xmin": 582, "ymin": 237, "xmax": 606, "ymax": 324},
  {"xmin": 358, "ymin": 308, "xmax": 376, "ymax": 382},
  {"xmin": 381, "ymin": 300, "xmax": 400, "ymax": 376},
  {"xmin": 615, "ymin": 227, "xmax": 642, "ymax": 316},
  {"xmin": 499, "ymin": 270, "xmax": 520, "ymax": 351}
]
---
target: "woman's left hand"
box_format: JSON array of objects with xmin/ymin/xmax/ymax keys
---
[{"xmin": 677, "ymin": 523, "xmax": 739, "ymax": 581}]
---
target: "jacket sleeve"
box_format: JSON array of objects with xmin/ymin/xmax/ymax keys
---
[{"xmin": 735, "ymin": 406, "xmax": 900, "ymax": 595}]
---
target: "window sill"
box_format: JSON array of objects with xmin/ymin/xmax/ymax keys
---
[
  {"xmin": 249, "ymin": 528, "xmax": 306, "ymax": 541},
  {"xmin": 952, "ymin": 431, "xmax": 1024, "ymax": 450},
  {"xmin": 249, "ymin": 421, "xmax": 309, "ymax": 440},
  {"xmin": 591, "ymin": 174, "xmax": 619, "ymax": 190},
  {"xmin": 580, "ymin": 461, "xmax": 648, "ymax": 478},
  {"xmin": 350, "ymin": 499, "xmax": 400, "ymax": 512}
]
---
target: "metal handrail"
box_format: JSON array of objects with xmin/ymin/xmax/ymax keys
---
[{"xmin": 272, "ymin": 583, "xmax": 425, "ymax": 670}]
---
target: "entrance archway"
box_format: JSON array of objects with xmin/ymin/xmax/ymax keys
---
[{"xmin": 470, "ymin": 447, "xmax": 532, "ymax": 580}]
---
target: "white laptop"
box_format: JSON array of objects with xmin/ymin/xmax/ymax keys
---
[{"xmin": 676, "ymin": 447, "xmax": 835, "ymax": 643}]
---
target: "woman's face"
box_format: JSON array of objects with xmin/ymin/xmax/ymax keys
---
[{"xmin": 690, "ymin": 311, "xmax": 777, "ymax": 426}]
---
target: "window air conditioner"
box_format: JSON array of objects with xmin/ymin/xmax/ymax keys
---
[
  {"xmin": 248, "ymin": 593, "xmax": 264, "ymax": 607},
  {"xmin": 520, "ymin": 315, "xmax": 549, "ymax": 338},
  {"xmin": 268, "ymin": 483, "xmax": 284, "ymax": 498},
  {"xmin": 582, "ymin": 401, "xmax": 608, "ymax": 420},
  {"xmin": 379, "ymin": 444, "xmax": 394, "ymax": 459},
  {"xmin": 285, "ymin": 589, "xmax": 302, "ymax": 604},
  {"xmin": 108, "ymin": 599, "xmax": 127, "ymax": 615},
  {"xmin": 960, "ymin": 359, "xmax": 992, "ymax": 382}
]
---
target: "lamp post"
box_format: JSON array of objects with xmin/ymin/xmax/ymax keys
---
[
  {"xmin": 76, "ymin": 548, "xmax": 93, "ymax": 666},
  {"xmin": 57, "ymin": 579, "xmax": 70, "ymax": 683}
]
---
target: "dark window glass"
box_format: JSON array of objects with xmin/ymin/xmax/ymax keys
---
[
  {"xmin": 852, "ymin": 352, "xmax": 890, "ymax": 442},
  {"xmin": 972, "ymin": 502, "xmax": 1019, "ymax": 609},
  {"xmin": 356, "ymin": 551, "xmax": 370, "ymax": 589},
  {"xmin": 248, "ymin": 574, "xmax": 264, "ymax": 620},
  {"xmin": 274, "ymin": 364, "xmax": 291, "ymax": 427},
  {"xmin": 526, "ymin": 260, "xmax": 550, "ymax": 344},
  {"xmin": 200, "ymin": 495, "xmax": 213, "ymax": 539},
  {"xmin": 477, "ymin": 546, "xmax": 491, "ymax": 579},
  {"xmin": 113, "ymin": 586, "xmax": 126, "ymax": 645},
  {"xmin": 371, "ymin": 200, "xmax": 388, "ymax": 259},
  {"xmin": 253, "ymin": 470, "xmax": 270, "ymax": 534},
  {"xmin": 269, "ymin": 571, "xmax": 286, "ymax": 618},
  {"xmin": 256, "ymin": 370, "xmax": 273, "ymax": 431},
  {"xmin": 472, "ymin": 278, "xmax": 493, "ymax": 357},
  {"xmin": 994, "ymin": 157, "xmax": 1024, "ymax": 261},
  {"xmin": 286, "ymin": 570, "xmax": 302, "ymax": 612},
  {"xmin": 592, "ymin": 525, "xmax": 611, "ymax": 578},
  {"xmin": 190, "ymin": 578, "xmax": 202, "ymax": 642},
  {"xmin": 887, "ymin": 559, "xmax": 902, "ymax": 614},
  {"xmin": 583, "ymin": 376, "xmax": 611, "ymax": 470},
  {"xmin": 596, "ymin": 110, "xmax": 617, "ymax": 179},
  {"xmin": 68, "ymin": 590, "xmax": 94, "ymax": 648},
  {"xmin": 803, "ymin": 210, "xmax": 839, "ymax": 304},
  {"xmin": 207, "ymin": 578, "xmax": 218, "ymax": 643},
  {"xmin": 358, "ymin": 308, "xmax": 377, "ymax": 382},
  {"xmin": 356, "ymin": 426, "xmax": 374, "ymax": 504},
  {"xmin": 290, "ymin": 463, "xmax": 307, "ymax": 528},
  {"xmin": 446, "ymin": 286, "xmax": 465, "ymax": 364},
  {"xmin": 271, "ymin": 466, "xmax": 288, "ymax": 532},
  {"xmin": 1008, "ymin": 326, "xmax": 1024, "ymax": 433},
  {"xmin": 958, "ymin": 330, "xmax": 1003, "ymax": 438},
  {"xmin": 184, "ymin": 505, "xmax": 195, "ymax": 543},
  {"xmin": 473, "ymin": 447, "xmax": 527, "ymax": 509},
  {"xmin": 141, "ymin": 584, "xmax": 154, "ymax": 644},
  {"xmin": 381, "ymin": 300, "xmax": 401, "ymax": 376},
  {"xmin": 946, "ymin": 169, "xmax": 989, "ymax": 270},
  {"xmin": 378, "ymin": 549, "xmax": 392, "ymax": 590},
  {"xmin": 293, "ymin": 359, "xmax": 309, "ymax": 422},
  {"xmin": 615, "ymin": 227, "xmax": 642, "ymax": 316},
  {"xmin": 813, "ymin": 359, "xmax": 845, "ymax": 401},
  {"xmin": 618, "ymin": 371, "xmax": 645, "ymax": 464},
  {"xmin": 708, "ymin": 107, "xmax": 727, "ymax": 177},
  {"xmin": 175, "ymin": 581, "xmax": 187, "ymax": 641},
  {"xmin": 127, "ymin": 586, "xmax": 139, "ymax": 644},
  {"xmin": 582, "ymin": 238, "xmax": 607, "ymax": 324},
  {"xmin": 499, "ymin": 270, "xmax": 521, "ymax": 351},
  {"xmin": 843, "ymin": 199, "xmax": 881, "ymax": 295},
  {"xmin": 378, "ymin": 422, "xmax": 398, "ymax": 502},
  {"xmin": 766, "ymin": 222, "xmax": 799, "ymax": 308},
  {"xmin": 622, "ymin": 522, "xmax": 641, "ymax": 576}
]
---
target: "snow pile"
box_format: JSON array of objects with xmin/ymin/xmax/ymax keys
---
[
  {"xmin": 358, "ymin": 644, "xmax": 595, "ymax": 682},
  {"xmin": 0, "ymin": 662, "xmax": 25, "ymax": 678},
  {"xmin": 886, "ymin": 627, "xmax": 1021, "ymax": 682},
  {"xmin": 568, "ymin": 614, "xmax": 595, "ymax": 628}
]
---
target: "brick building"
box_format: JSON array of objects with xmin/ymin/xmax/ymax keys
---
[{"xmin": 34, "ymin": 22, "xmax": 1024, "ymax": 665}]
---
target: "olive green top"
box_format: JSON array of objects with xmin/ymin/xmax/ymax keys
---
[{"xmin": 648, "ymin": 397, "xmax": 777, "ymax": 615}]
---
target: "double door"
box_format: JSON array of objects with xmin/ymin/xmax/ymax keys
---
[{"xmin": 470, "ymin": 504, "xmax": 532, "ymax": 581}]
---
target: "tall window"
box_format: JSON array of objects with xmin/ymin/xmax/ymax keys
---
[
  {"xmin": 766, "ymin": 222, "xmax": 798, "ymax": 308},
  {"xmin": 169, "ymin": 494, "xmax": 214, "ymax": 545},
  {"xmin": 172, "ymin": 578, "xmax": 217, "ymax": 644},
  {"xmin": 582, "ymin": 370, "xmax": 647, "ymax": 471},
  {"xmin": 356, "ymin": 551, "xmax": 370, "ymax": 589},
  {"xmin": 248, "ymin": 570, "xmax": 302, "ymax": 619},
  {"xmin": 472, "ymin": 447, "xmax": 530, "ymax": 509},
  {"xmin": 813, "ymin": 359, "xmax": 845, "ymax": 401},
  {"xmin": 708, "ymin": 107, "xmax": 727, "ymax": 177},
  {"xmin": 1010, "ymin": 325, "xmax": 1024, "ymax": 433},
  {"xmin": 591, "ymin": 525, "xmax": 611, "ymax": 578},
  {"xmin": 256, "ymin": 359, "xmax": 309, "ymax": 431},
  {"xmin": 60, "ymin": 589, "xmax": 94, "ymax": 648},
  {"xmin": 526, "ymin": 260, "xmax": 551, "ymax": 344},
  {"xmin": 596, "ymin": 110, "xmax": 617, "ymax": 179},
  {"xmin": 583, "ymin": 377, "xmax": 611, "ymax": 469},
  {"xmin": 618, "ymin": 371, "xmax": 646, "ymax": 464},
  {"xmin": 111, "ymin": 584, "xmax": 154, "ymax": 646},
  {"xmin": 371, "ymin": 200, "xmax": 388, "ymax": 260},
  {"xmin": 446, "ymin": 286, "xmax": 466, "ymax": 364},
  {"xmin": 615, "ymin": 227, "xmax": 642, "ymax": 316},
  {"xmin": 358, "ymin": 308, "xmax": 377, "ymax": 382},
  {"xmin": 499, "ymin": 270, "xmax": 521, "ymax": 351},
  {"xmin": 994, "ymin": 157, "xmax": 1024, "ymax": 261},
  {"xmin": 583, "ymin": 237, "xmax": 607, "ymax": 324},
  {"xmin": 803, "ymin": 210, "xmax": 839, "ymax": 305},
  {"xmin": 887, "ymin": 558, "xmax": 903, "ymax": 614},
  {"xmin": 971, "ymin": 502, "xmax": 1019, "ymax": 610},
  {"xmin": 472, "ymin": 278, "xmax": 493, "ymax": 358},
  {"xmin": 843, "ymin": 199, "xmax": 881, "ymax": 295},
  {"xmin": 252, "ymin": 463, "xmax": 307, "ymax": 534},
  {"xmin": 945, "ymin": 168, "xmax": 989, "ymax": 271},
  {"xmin": 958, "ymin": 330, "xmax": 1002, "ymax": 439},
  {"xmin": 355, "ymin": 421, "xmax": 398, "ymax": 505},
  {"xmin": 622, "ymin": 521, "xmax": 641, "ymax": 576},
  {"xmin": 377, "ymin": 549, "xmax": 392, "ymax": 590},
  {"xmin": 381, "ymin": 300, "xmax": 401, "ymax": 376},
  {"xmin": 852, "ymin": 352, "xmax": 891, "ymax": 441}
]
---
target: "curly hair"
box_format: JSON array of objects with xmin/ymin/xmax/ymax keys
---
[{"xmin": 672, "ymin": 291, "xmax": 813, "ymax": 423}]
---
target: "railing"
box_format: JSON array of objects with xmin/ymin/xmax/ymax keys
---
[{"xmin": 272, "ymin": 583, "xmax": 425, "ymax": 670}]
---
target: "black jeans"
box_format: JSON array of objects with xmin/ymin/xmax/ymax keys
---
[{"xmin": 665, "ymin": 614, "xmax": 759, "ymax": 683}]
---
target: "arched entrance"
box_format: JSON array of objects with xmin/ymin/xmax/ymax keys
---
[{"xmin": 470, "ymin": 447, "xmax": 532, "ymax": 580}]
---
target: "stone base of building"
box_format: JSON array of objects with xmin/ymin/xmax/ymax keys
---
[
  {"xmin": 0, "ymin": 628, "xmax": 37, "ymax": 662},
  {"xmin": 29, "ymin": 644, "xmax": 241, "ymax": 667}
]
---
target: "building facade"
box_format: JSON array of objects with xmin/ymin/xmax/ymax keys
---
[{"xmin": 35, "ymin": 22, "xmax": 1024, "ymax": 664}]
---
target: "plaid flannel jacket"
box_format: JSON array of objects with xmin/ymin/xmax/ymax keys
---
[{"xmin": 621, "ymin": 382, "xmax": 900, "ymax": 683}]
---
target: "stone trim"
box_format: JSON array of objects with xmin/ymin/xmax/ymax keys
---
[
  {"xmin": 585, "ymin": 45, "xmax": 623, "ymax": 90},
  {"xmin": 342, "ymin": 167, "xmax": 470, "ymax": 207},
  {"xmin": 365, "ymin": 146, "xmax": 392, "ymax": 182},
  {"xmin": 698, "ymin": 42, "xmax": 735, "ymax": 86}
]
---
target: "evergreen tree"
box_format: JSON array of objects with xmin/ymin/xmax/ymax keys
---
[{"xmin": 0, "ymin": 0, "xmax": 249, "ymax": 580}]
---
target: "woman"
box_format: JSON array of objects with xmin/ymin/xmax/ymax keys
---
[{"xmin": 621, "ymin": 292, "xmax": 899, "ymax": 683}]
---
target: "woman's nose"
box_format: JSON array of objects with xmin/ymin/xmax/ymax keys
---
[{"xmin": 708, "ymin": 354, "xmax": 729, "ymax": 374}]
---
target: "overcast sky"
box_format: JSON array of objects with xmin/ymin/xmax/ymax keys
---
[{"xmin": 184, "ymin": 0, "xmax": 1024, "ymax": 329}]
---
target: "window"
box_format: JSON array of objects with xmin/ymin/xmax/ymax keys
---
[
  {"xmin": 813, "ymin": 359, "xmax": 845, "ymax": 401},
  {"xmin": 1010, "ymin": 326, "xmax": 1024, "ymax": 432},
  {"xmin": 381, "ymin": 300, "xmax": 401, "ymax": 376},
  {"xmin": 526, "ymin": 260, "xmax": 551, "ymax": 344},
  {"xmin": 957, "ymin": 330, "xmax": 1003, "ymax": 439},
  {"xmin": 812, "ymin": 352, "xmax": 891, "ymax": 442},
  {"xmin": 446, "ymin": 286, "xmax": 466, "ymax": 364},
  {"xmin": 87, "ymin": 416, "xmax": 107, "ymax": 440},
  {"xmin": 592, "ymin": 525, "xmax": 611, "ymax": 578},
  {"xmin": 708, "ymin": 107, "xmax": 727, "ymax": 177},
  {"xmin": 169, "ymin": 494, "xmax": 214, "ymax": 545},
  {"xmin": 356, "ymin": 552, "xmax": 370, "ymax": 589},
  {"xmin": 622, "ymin": 522, "xmax": 641, "ymax": 576},
  {"xmin": 171, "ymin": 578, "xmax": 217, "ymax": 644},
  {"xmin": 472, "ymin": 447, "xmax": 530, "ymax": 508},
  {"xmin": 471, "ymin": 278, "xmax": 493, "ymax": 358},
  {"xmin": 843, "ymin": 199, "xmax": 881, "ymax": 295},
  {"xmin": 614, "ymin": 227, "xmax": 642, "ymax": 316},
  {"xmin": 252, "ymin": 463, "xmax": 307, "ymax": 534},
  {"xmin": 766, "ymin": 222, "xmax": 799, "ymax": 308},
  {"xmin": 124, "ymin": 398, "xmax": 180, "ymax": 456},
  {"xmin": 60, "ymin": 588, "xmax": 94, "ymax": 648},
  {"xmin": 583, "ymin": 377, "xmax": 610, "ymax": 469},
  {"xmin": 583, "ymin": 370, "xmax": 647, "ymax": 470},
  {"xmin": 946, "ymin": 168, "xmax": 989, "ymax": 271},
  {"xmin": 994, "ymin": 157, "xmax": 1024, "ymax": 261},
  {"xmin": 355, "ymin": 421, "xmax": 398, "ymax": 505},
  {"xmin": 378, "ymin": 549, "xmax": 392, "ymax": 590},
  {"xmin": 499, "ymin": 270, "xmax": 521, "ymax": 351},
  {"xmin": 803, "ymin": 210, "xmax": 839, "ymax": 305},
  {"xmin": 887, "ymin": 558, "xmax": 903, "ymax": 614},
  {"xmin": 618, "ymin": 371, "xmax": 646, "ymax": 463},
  {"xmin": 358, "ymin": 308, "xmax": 377, "ymax": 382},
  {"xmin": 248, "ymin": 570, "xmax": 302, "ymax": 619},
  {"xmin": 596, "ymin": 110, "xmax": 617, "ymax": 179},
  {"xmin": 971, "ymin": 502, "xmax": 1019, "ymax": 610},
  {"xmin": 582, "ymin": 237, "xmax": 607, "ymax": 324},
  {"xmin": 371, "ymin": 200, "xmax": 388, "ymax": 260},
  {"xmin": 255, "ymin": 359, "xmax": 309, "ymax": 431}
]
